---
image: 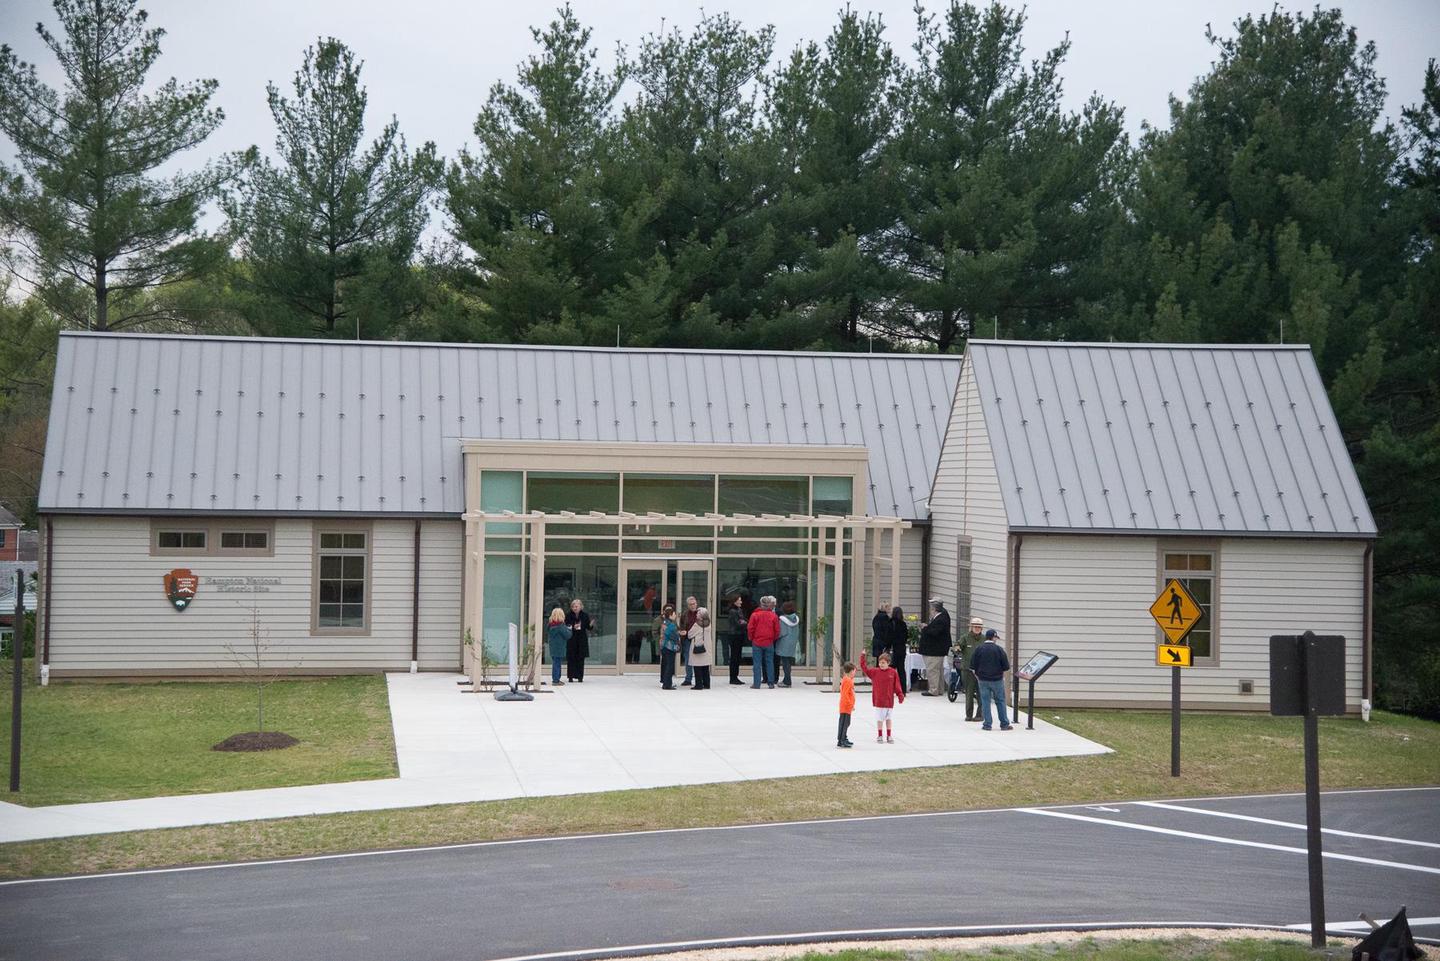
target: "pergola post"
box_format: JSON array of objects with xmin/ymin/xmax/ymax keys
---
[
  {"xmin": 830, "ymin": 521, "xmax": 843, "ymax": 693},
  {"xmin": 889, "ymin": 522, "xmax": 901, "ymax": 615},
  {"xmin": 465, "ymin": 518, "xmax": 485, "ymax": 684},
  {"xmin": 527, "ymin": 518, "xmax": 545, "ymax": 688}
]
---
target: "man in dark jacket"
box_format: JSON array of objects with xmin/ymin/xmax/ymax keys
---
[
  {"xmin": 871, "ymin": 603, "xmax": 891, "ymax": 659},
  {"xmin": 970, "ymin": 628, "xmax": 1012, "ymax": 730},
  {"xmin": 917, "ymin": 598, "xmax": 952, "ymax": 696}
]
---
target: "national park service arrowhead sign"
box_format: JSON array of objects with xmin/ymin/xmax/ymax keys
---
[{"xmin": 164, "ymin": 568, "xmax": 199, "ymax": 611}]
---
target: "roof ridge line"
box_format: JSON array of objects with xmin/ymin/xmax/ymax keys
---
[{"xmin": 57, "ymin": 331, "xmax": 963, "ymax": 361}]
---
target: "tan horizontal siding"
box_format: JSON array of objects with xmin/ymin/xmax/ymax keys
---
[
  {"xmin": 1015, "ymin": 534, "xmax": 1363, "ymax": 707},
  {"xmin": 929, "ymin": 362, "xmax": 1010, "ymax": 633},
  {"xmin": 46, "ymin": 516, "xmax": 463, "ymax": 672}
]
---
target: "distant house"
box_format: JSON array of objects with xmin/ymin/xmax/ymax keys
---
[
  {"xmin": 927, "ymin": 341, "xmax": 1374, "ymax": 712},
  {"xmin": 0, "ymin": 506, "xmax": 20, "ymax": 562}
]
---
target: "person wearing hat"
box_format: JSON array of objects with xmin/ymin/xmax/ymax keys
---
[
  {"xmin": 951, "ymin": 616, "xmax": 984, "ymax": 721},
  {"xmin": 917, "ymin": 597, "xmax": 952, "ymax": 696},
  {"xmin": 970, "ymin": 628, "xmax": 1012, "ymax": 730}
]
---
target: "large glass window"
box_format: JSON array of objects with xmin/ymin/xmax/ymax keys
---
[
  {"xmin": 811, "ymin": 476, "xmax": 854, "ymax": 516},
  {"xmin": 717, "ymin": 475, "xmax": 808, "ymax": 516},
  {"xmin": 315, "ymin": 530, "xmax": 368, "ymax": 631},
  {"xmin": 1163, "ymin": 550, "xmax": 1217, "ymax": 661},
  {"xmin": 623, "ymin": 473, "xmax": 714, "ymax": 515},
  {"xmin": 717, "ymin": 557, "xmax": 809, "ymax": 666},
  {"xmin": 529, "ymin": 472, "xmax": 619, "ymax": 550},
  {"xmin": 481, "ymin": 470, "xmax": 524, "ymax": 550}
]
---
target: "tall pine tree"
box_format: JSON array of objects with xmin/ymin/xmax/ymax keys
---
[
  {"xmin": 0, "ymin": 0, "xmax": 242, "ymax": 331},
  {"xmin": 231, "ymin": 38, "xmax": 439, "ymax": 338},
  {"xmin": 880, "ymin": 1, "xmax": 1127, "ymax": 352},
  {"xmin": 761, "ymin": 9, "xmax": 902, "ymax": 347},
  {"xmin": 446, "ymin": 5, "xmax": 622, "ymax": 345}
]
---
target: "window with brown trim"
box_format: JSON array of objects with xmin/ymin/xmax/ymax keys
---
[
  {"xmin": 315, "ymin": 530, "xmax": 369, "ymax": 630},
  {"xmin": 219, "ymin": 530, "xmax": 270, "ymax": 551},
  {"xmin": 1162, "ymin": 549, "xmax": 1218, "ymax": 662},
  {"xmin": 156, "ymin": 529, "xmax": 207, "ymax": 551}
]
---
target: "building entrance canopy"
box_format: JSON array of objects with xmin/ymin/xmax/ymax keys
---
[{"xmin": 462, "ymin": 509, "xmax": 910, "ymax": 689}]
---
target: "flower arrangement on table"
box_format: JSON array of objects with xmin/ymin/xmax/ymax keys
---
[{"xmin": 905, "ymin": 613, "xmax": 920, "ymax": 649}]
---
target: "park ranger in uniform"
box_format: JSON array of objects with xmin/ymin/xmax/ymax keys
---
[{"xmin": 953, "ymin": 616, "xmax": 984, "ymax": 721}]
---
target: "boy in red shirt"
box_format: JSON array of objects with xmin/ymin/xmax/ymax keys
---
[
  {"xmin": 859, "ymin": 651, "xmax": 906, "ymax": 743},
  {"xmin": 837, "ymin": 661, "xmax": 856, "ymax": 748}
]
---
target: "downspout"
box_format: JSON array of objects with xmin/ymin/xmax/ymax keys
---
[
  {"xmin": 41, "ymin": 518, "xmax": 53, "ymax": 686},
  {"xmin": 919, "ymin": 521, "xmax": 932, "ymax": 612},
  {"xmin": 411, "ymin": 520, "xmax": 421, "ymax": 674},
  {"xmin": 1362, "ymin": 541, "xmax": 1373, "ymax": 719},
  {"xmin": 1009, "ymin": 533, "xmax": 1022, "ymax": 715}
]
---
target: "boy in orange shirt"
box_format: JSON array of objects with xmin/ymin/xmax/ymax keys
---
[{"xmin": 837, "ymin": 661, "xmax": 856, "ymax": 748}]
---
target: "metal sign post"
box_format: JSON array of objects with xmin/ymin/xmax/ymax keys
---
[
  {"xmin": 1149, "ymin": 578, "xmax": 1202, "ymax": 777},
  {"xmin": 10, "ymin": 569, "xmax": 22, "ymax": 792},
  {"xmin": 1270, "ymin": 631, "xmax": 1346, "ymax": 949}
]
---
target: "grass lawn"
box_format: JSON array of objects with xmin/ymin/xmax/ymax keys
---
[
  {"xmin": 778, "ymin": 936, "xmax": 1345, "ymax": 960},
  {"xmin": 1, "ymin": 700, "xmax": 1436, "ymax": 880},
  {"xmin": 0, "ymin": 660, "xmax": 397, "ymax": 806}
]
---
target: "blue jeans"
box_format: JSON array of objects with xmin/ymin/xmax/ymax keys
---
[
  {"xmin": 979, "ymin": 678, "xmax": 1010, "ymax": 728},
  {"xmin": 752, "ymin": 645, "xmax": 775, "ymax": 686},
  {"xmin": 551, "ymin": 654, "xmax": 563, "ymax": 684},
  {"xmin": 682, "ymin": 638, "xmax": 693, "ymax": 684}
]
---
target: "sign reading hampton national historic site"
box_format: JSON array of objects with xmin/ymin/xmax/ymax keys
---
[
  {"xmin": 202, "ymin": 575, "xmax": 282, "ymax": 593},
  {"xmin": 163, "ymin": 569, "xmax": 199, "ymax": 611}
]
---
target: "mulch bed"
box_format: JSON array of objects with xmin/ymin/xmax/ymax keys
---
[{"xmin": 212, "ymin": 731, "xmax": 299, "ymax": 752}]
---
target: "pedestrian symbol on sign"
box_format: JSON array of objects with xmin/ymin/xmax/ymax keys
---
[{"xmin": 1149, "ymin": 578, "xmax": 1202, "ymax": 644}]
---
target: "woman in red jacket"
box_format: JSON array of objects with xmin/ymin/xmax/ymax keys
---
[{"xmin": 859, "ymin": 650, "xmax": 906, "ymax": 743}]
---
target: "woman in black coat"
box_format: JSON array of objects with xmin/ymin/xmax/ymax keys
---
[
  {"xmin": 565, "ymin": 598, "xmax": 593, "ymax": 682},
  {"xmin": 726, "ymin": 594, "xmax": 748, "ymax": 686},
  {"xmin": 888, "ymin": 605, "xmax": 909, "ymax": 693}
]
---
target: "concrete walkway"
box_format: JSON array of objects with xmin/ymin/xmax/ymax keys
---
[{"xmin": 0, "ymin": 673, "xmax": 1108, "ymax": 844}]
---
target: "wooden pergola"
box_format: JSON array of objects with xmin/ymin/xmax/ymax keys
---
[{"xmin": 460, "ymin": 509, "xmax": 911, "ymax": 691}]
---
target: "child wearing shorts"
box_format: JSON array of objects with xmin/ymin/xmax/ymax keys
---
[{"xmin": 859, "ymin": 651, "xmax": 905, "ymax": 742}]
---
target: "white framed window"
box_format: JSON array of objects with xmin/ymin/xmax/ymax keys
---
[
  {"xmin": 1161, "ymin": 547, "xmax": 1218, "ymax": 663},
  {"xmin": 955, "ymin": 536, "xmax": 973, "ymax": 624},
  {"xmin": 313, "ymin": 527, "xmax": 370, "ymax": 634}
]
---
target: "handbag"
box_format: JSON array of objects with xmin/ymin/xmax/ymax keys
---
[{"xmin": 691, "ymin": 629, "xmax": 707, "ymax": 656}]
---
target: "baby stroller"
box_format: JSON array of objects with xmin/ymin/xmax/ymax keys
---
[{"xmin": 946, "ymin": 648, "xmax": 967, "ymax": 703}]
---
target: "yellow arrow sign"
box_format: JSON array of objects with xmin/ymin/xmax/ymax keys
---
[
  {"xmin": 1150, "ymin": 578, "xmax": 1203, "ymax": 643},
  {"xmin": 1157, "ymin": 643, "xmax": 1193, "ymax": 667}
]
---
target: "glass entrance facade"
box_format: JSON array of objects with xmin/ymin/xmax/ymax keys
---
[{"xmin": 476, "ymin": 469, "xmax": 854, "ymax": 673}]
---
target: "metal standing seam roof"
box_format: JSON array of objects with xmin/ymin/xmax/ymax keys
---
[
  {"xmin": 39, "ymin": 333, "xmax": 961, "ymax": 520},
  {"xmin": 966, "ymin": 340, "xmax": 1376, "ymax": 537}
]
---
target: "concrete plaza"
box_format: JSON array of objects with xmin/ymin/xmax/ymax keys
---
[{"xmin": 0, "ymin": 673, "xmax": 1108, "ymax": 844}]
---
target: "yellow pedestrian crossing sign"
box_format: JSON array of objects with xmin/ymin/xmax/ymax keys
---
[
  {"xmin": 1157, "ymin": 643, "xmax": 1193, "ymax": 667},
  {"xmin": 1150, "ymin": 578, "xmax": 1203, "ymax": 643}
]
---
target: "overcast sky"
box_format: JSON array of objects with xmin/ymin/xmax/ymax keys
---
[{"xmin": 2, "ymin": 0, "xmax": 1437, "ymax": 200}]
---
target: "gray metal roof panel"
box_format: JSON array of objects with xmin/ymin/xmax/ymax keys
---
[
  {"xmin": 968, "ymin": 340, "xmax": 1375, "ymax": 536},
  {"xmin": 41, "ymin": 333, "xmax": 961, "ymax": 519}
]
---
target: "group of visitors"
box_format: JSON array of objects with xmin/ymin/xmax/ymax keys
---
[
  {"xmin": 548, "ymin": 591, "xmax": 1014, "ymax": 733},
  {"xmin": 546, "ymin": 598, "xmax": 595, "ymax": 684}
]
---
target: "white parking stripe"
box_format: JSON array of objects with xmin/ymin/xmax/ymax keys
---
[
  {"xmin": 1019, "ymin": 808, "xmax": 1440, "ymax": 876},
  {"xmin": 1136, "ymin": 801, "xmax": 1440, "ymax": 850},
  {"xmin": 1288, "ymin": 917, "xmax": 1440, "ymax": 933}
]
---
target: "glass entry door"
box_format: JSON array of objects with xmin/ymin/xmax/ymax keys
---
[{"xmin": 618, "ymin": 558, "xmax": 713, "ymax": 673}]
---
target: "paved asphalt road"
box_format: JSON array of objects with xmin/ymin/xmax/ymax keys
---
[{"xmin": 2, "ymin": 787, "xmax": 1437, "ymax": 961}]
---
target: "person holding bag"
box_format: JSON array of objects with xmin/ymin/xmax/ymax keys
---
[{"xmin": 687, "ymin": 608, "xmax": 714, "ymax": 690}]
